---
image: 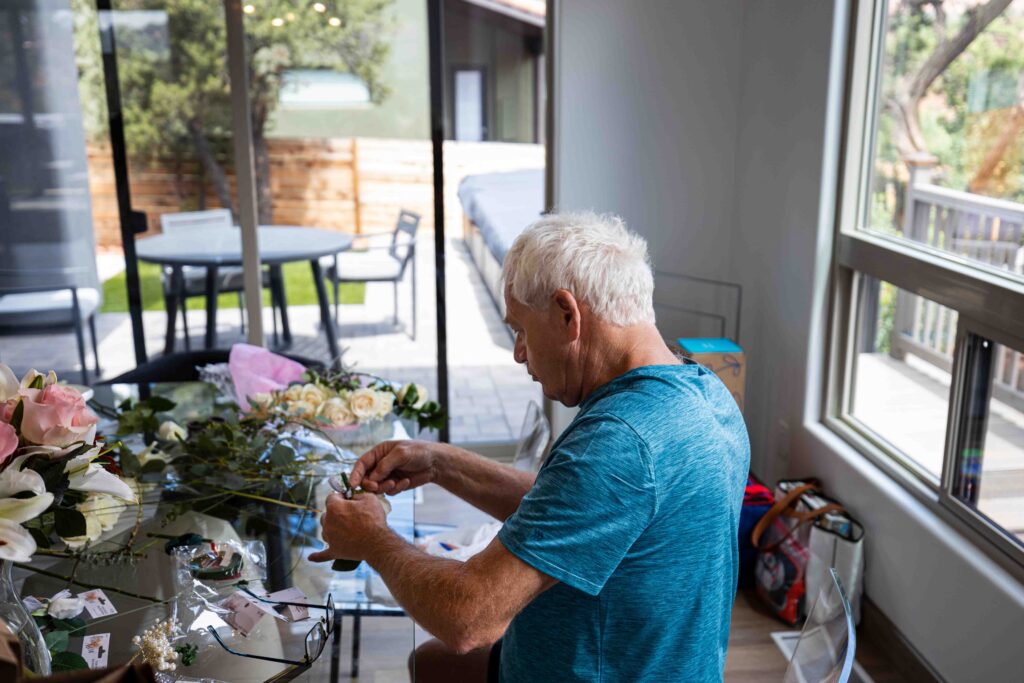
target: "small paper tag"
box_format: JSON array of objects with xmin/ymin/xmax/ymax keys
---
[
  {"xmin": 221, "ymin": 593, "xmax": 267, "ymax": 637},
  {"xmin": 266, "ymin": 587, "xmax": 310, "ymax": 621},
  {"xmin": 51, "ymin": 589, "xmax": 73, "ymax": 601},
  {"xmin": 79, "ymin": 589, "xmax": 117, "ymax": 618},
  {"xmin": 82, "ymin": 633, "xmax": 110, "ymax": 669}
]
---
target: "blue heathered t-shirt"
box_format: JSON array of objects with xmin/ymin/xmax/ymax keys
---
[{"xmin": 497, "ymin": 363, "xmax": 750, "ymax": 682}]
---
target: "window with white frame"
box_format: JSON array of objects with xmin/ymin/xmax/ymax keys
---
[{"xmin": 829, "ymin": 0, "xmax": 1024, "ymax": 565}]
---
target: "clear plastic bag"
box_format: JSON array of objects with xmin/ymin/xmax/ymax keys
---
[{"xmin": 171, "ymin": 539, "xmax": 268, "ymax": 642}]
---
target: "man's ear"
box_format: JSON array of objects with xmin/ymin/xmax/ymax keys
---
[{"xmin": 551, "ymin": 289, "xmax": 581, "ymax": 340}]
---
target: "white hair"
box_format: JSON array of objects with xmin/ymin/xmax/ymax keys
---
[{"xmin": 502, "ymin": 211, "xmax": 656, "ymax": 326}]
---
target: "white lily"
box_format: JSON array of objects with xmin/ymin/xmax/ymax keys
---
[
  {"xmin": 65, "ymin": 453, "xmax": 136, "ymax": 503},
  {"xmin": 0, "ymin": 363, "xmax": 18, "ymax": 402},
  {"xmin": 47, "ymin": 596, "xmax": 85, "ymax": 619},
  {"xmin": 0, "ymin": 455, "xmax": 46, "ymax": 498},
  {"xmin": 0, "ymin": 491, "xmax": 54, "ymax": 524},
  {"xmin": 19, "ymin": 369, "xmax": 57, "ymax": 389},
  {"xmin": 0, "ymin": 518, "xmax": 37, "ymax": 562}
]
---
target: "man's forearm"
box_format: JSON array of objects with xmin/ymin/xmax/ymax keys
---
[
  {"xmin": 365, "ymin": 530, "xmax": 504, "ymax": 653},
  {"xmin": 436, "ymin": 445, "xmax": 535, "ymax": 521}
]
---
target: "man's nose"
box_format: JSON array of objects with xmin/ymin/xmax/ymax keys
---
[{"xmin": 513, "ymin": 339, "xmax": 527, "ymax": 364}]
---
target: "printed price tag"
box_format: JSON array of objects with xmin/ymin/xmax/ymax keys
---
[
  {"xmin": 221, "ymin": 593, "xmax": 267, "ymax": 637},
  {"xmin": 78, "ymin": 589, "xmax": 118, "ymax": 618},
  {"xmin": 82, "ymin": 633, "xmax": 110, "ymax": 669},
  {"xmin": 266, "ymin": 587, "xmax": 310, "ymax": 621}
]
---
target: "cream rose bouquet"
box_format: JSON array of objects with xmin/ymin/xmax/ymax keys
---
[
  {"xmin": 245, "ymin": 370, "xmax": 444, "ymax": 432},
  {"xmin": 0, "ymin": 363, "xmax": 137, "ymax": 562}
]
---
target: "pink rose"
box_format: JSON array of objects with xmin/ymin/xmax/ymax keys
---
[
  {"xmin": 0, "ymin": 422, "xmax": 16, "ymax": 465},
  {"xmin": 17, "ymin": 385, "xmax": 98, "ymax": 447}
]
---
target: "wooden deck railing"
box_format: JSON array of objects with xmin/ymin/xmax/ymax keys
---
[{"xmin": 891, "ymin": 168, "xmax": 1024, "ymax": 411}]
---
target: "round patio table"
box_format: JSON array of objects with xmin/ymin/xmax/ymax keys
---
[{"xmin": 136, "ymin": 225, "xmax": 353, "ymax": 359}]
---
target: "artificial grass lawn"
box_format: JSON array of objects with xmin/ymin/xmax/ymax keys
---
[{"xmin": 101, "ymin": 261, "xmax": 365, "ymax": 313}]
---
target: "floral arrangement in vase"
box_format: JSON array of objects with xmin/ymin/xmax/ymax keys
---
[
  {"xmin": 0, "ymin": 362, "xmax": 142, "ymax": 674},
  {"xmin": 0, "ymin": 363, "xmax": 137, "ymax": 563},
  {"xmin": 228, "ymin": 344, "xmax": 445, "ymax": 434}
]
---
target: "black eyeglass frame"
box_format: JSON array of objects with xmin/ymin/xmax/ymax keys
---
[{"xmin": 206, "ymin": 590, "xmax": 335, "ymax": 667}]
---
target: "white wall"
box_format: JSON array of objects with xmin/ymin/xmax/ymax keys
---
[
  {"xmin": 553, "ymin": 1, "xmax": 1024, "ymax": 680},
  {"xmin": 552, "ymin": 0, "xmax": 743, "ymax": 285}
]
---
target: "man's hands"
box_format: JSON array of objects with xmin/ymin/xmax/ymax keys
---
[
  {"xmin": 308, "ymin": 492, "xmax": 392, "ymax": 564},
  {"xmin": 349, "ymin": 440, "xmax": 450, "ymax": 494}
]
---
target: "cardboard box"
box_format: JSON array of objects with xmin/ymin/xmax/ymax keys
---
[{"xmin": 675, "ymin": 338, "xmax": 746, "ymax": 411}]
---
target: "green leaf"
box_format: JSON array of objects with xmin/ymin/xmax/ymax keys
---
[
  {"xmin": 28, "ymin": 375, "xmax": 44, "ymax": 390},
  {"xmin": 10, "ymin": 399, "xmax": 24, "ymax": 431},
  {"xmin": 402, "ymin": 385, "xmax": 419, "ymax": 406},
  {"xmin": 141, "ymin": 459, "xmax": 168, "ymax": 474},
  {"xmin": 269, "ymin": 442, "xmax": 295, "ymax": 467},
  {"xmin": 119, "ymin": 450, "xmax": 142, "ymax": 477},
  {"xmin": 44, "ymin": 630, "xmax": 69, "ymax": 654},
  {"xmin": 50, "ymin": 617, "xmax": 87, "ymax": 636},
  {"xmin": 147, "ymin": 396, "xmax": 177, "ymax": 412},
  {"xmin": 51, "ymin": 651, "xmax": 89, "ymax": 672},
  {"xmin": 28, "ymin": 527, "xmax": 50, "ymax": 549},
  {"xmin": 53, "ymin": 507, "xmax": 87, "ymax": 539}
]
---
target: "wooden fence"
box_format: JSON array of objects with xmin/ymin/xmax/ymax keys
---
[
  {"xmin": 891, "ymin": 165, "xmax": 1024, "ymax": 411},
  {"xmin": 87, "ymin": 137, "xmax": 544, "ymax": 248}
]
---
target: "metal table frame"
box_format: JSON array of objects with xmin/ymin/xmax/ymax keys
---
[{"xmin": 136, "ymin": 226, "xmax": 353, "ymax": 360}]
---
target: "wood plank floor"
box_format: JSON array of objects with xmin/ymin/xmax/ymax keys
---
[{"xmin": 726, "ymin": 589, "xmax": 911, "ymax": 683}]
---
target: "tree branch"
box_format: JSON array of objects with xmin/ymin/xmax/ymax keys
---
[
  {"xmin": 188, "ymin": 120, "xmax": 236, "ymax": 220},
  {"xmin": 907, "ymin": 0, "xmax": 1013, "ymax": 102},
  {"xmin": 889, "ymin": 0, "xmax": 1013, "ymax": 157}
]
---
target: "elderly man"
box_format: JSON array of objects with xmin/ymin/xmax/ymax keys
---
[{"xmin": 310, "ymin": 212, "xmax": 750, "ymax": 682}]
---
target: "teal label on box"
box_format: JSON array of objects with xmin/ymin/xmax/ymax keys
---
[{"xmin": 677, "ymin": 338, "xmax": 743, "ymax": 354}]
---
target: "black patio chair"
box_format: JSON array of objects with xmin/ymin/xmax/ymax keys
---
[{"xmin": 320, "ymin": 210, "xmax": 420, "ymax": 339}]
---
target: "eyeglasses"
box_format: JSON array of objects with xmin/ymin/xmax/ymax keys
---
[{"xmin": 207, "ymin": 589, "xmax": 335, "ymax": 668}]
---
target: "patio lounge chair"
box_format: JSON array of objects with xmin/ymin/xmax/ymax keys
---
[
  {"xmin": 320, "ymin": 210, "xmax": 420, "ymax": 339},
  {"xmin": 0, "ymin": 173, "xmax": 102, "ymax": 385},
  {"xmin": 0, "ymin": 286, "xmax": 101, "ymax": 385}
]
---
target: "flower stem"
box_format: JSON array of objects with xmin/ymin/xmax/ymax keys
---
[{"xmin": 216, "ymin": 488, "xmax": 321, "ymax": 513}]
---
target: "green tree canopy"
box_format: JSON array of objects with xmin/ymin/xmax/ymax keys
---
[{"xmin": 73, "ymin": 0, "xmax": 394, "ymax": 222}]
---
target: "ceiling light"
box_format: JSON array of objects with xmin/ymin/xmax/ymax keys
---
[
  {"xmin": 313, "ymin": 3, "xmax": 326, "ymax": 12},
  {"xmin": 243, "ymin": 4, "xmax": 255, "ymax": 14},
  {"xmin": 271, "ymin": 17, "xmax": 284, "ymax": 26},
  {"xmin": 328, "ymin": 16, "xmax": 341, "ymax": 26},
  {"xmin": 286, "ymin": 12, "xmax": 295, "ymax": 21}
]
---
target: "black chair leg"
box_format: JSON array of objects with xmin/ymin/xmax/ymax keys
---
[
  {"xmin": 88, "ymin": 314, "xmax": 102, "ymax": 378},
  {"xmin": 70, "ymin": 290, "xmax": 88, "ymax": 385},
  {"xmin": 393, "ymin": 281, "xmax": 399, "ymax": 327},
  {"xmin": 181, "ymin": 295, "xmax": 191, "ymax": 352},
  {"xmin": 73, "ymin": 320, "xmax": 88, "ymax": 385},
  {"xmin": 411, "ymin": 254, "xmax": 417, "ymax": 341},
  {"xmin": 238, "ymin": 291, "xmax": 246, "ymax": 335},
  {"xmin": 333, "ymin": 254, "xmax": 340, "ymax": 323}
]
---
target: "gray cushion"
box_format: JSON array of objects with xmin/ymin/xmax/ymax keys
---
[
  {"xmin": 0, "ymin": 288, "xmax": 100, "ymax": 328},
  {"xmin": 324, "ymin": 251, "xmax": 403, "ymax": 281}
]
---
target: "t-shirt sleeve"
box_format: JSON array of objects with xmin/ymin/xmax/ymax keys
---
[{"xmin": 498, "ymin": 414, "xmax": 657, "ymax": 596}]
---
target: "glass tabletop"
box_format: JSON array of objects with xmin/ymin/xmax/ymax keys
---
[{"xmin": 10, "ymin": 381, "xmax": 417, "ymax": 682}]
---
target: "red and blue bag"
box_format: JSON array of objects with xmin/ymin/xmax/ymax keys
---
[
  {"xmin": 737, "ymin": 476, "xmax": 774, "ymax": 589},
  {"xmin": 751, "ymin": 482, "xmax": 843, "ymax": 625}
]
